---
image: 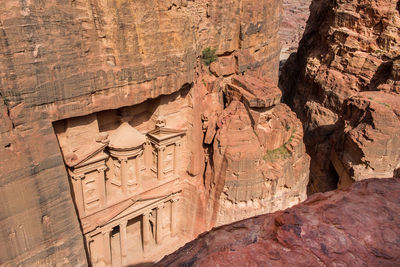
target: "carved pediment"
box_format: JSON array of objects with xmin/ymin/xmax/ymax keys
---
[
  {"xmin": 147, "ymin": 127, "xmax": 186, "ymax": 144},
  {"xmin": 65, "ymin": 141, "xmax": 109, "ymax": 168},
  {"xmin": 82, "ymin": 189, "xmax": 180, "ymax": 234}
]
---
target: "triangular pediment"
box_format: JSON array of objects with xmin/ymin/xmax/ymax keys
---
[
  {"xmin": 65, "ymin": 141, "xmax": 108, "ymax": 168},
  {"xmin": 147, "ymin": 127, "xmax": 185, "ymax": 142},
  {"xmin": 110, "ymin": 196, "xmax": 168, "ymax": 223},
  {"xmin": 82, "ymin": 194, "xmax": 172, "ymax": 233}
]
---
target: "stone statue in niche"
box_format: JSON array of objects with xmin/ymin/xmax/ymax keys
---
[
  {"xmin": 112, "ymin": 160, "xmax": 121, "ymax": 185},
  {"xmin": 156, "ymin": 117, "xmax": 166, "ymax": 128}
]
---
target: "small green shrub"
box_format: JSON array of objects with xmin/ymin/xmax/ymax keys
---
[
  {"xmin": 202, "ymin": 47, "xmax": 217, "ymax": 66},
  {"xmin": 377, "ymin": 100, "xmax": 391, "ymax": 109},
  {"xmin": 368, "ymin": 97, "xmax": 391, "ymax": 109},
  {"xmin": 263, "ymin": 146, "xmax": 290, "ymax": 162},
  {"xmin": 263, "ymin": 129, "xmax": 297, "ymax": 162}
]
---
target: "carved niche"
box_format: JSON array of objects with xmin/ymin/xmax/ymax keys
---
[
  {"xmin": 108, "ymin": 121, "xmax": 146, "ymax": 194},
  {"xmin": 147, "ymin": 127, "xmax": 185, "ymax": 180},
  {"xmin": 65, "ymin": 134, "xmax": 109, "ymax": 217}
]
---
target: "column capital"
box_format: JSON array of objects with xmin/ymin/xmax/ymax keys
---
[
  {"xmin": 102, "ymin": 228, "xmax": 112, "ymax": 235},
  {"xmin": 143, "ymin": 210, "xmax": 150, "ymax": 216},
  {"xmin": 155, "ymin": 204, "xmax": 165, "ymax": 210},
  {"xmin": 171, "ymin": 197, "xmax": 179, "ymax": 203},
  {"xmin": 97, "ymin": 166, "xmax": 107, "ymax": 173},
  {"xmin": 119, "ymin": 157, "xmax": 128, "ymax": 162},
  {"xmin": 71, "ymin": 174, "xmax": 85, "ymax": 180}
]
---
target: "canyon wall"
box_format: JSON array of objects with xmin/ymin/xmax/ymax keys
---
[
  {"xmin": 0, "ymin": 0, "xmax": 310, "ymax": 266},
  {"xmin": 280, "ymin": 0, "xmax": 400, "ymax": 192}
]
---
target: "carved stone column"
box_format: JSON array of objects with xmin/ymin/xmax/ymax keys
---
[
  {"xmin": 157, "ymin": 147, "xmax": 165, "ymax": 180},
  {"xmin": 142, "ymin": 212, "xmax": 150, "ymax": 253},
  {"xmin": 102, "ymin": 230, "xmax": 112, "ymax": 265},
  {"xmin": 144, "ymin": 141, "xmax": 151, "ymax": 169},
  {"xmin": 86, "ymin": 237, "xmax": 93, "ymax": 259},
  {"xmin": 120, "ymin": 158, "xmax": 128, "ymax": 194},
  {"xmin": 170, "ymin": 198, "xmax": 179, "ymax": 236},
  {"xmin": 120, "ymin": 221, "xmax": 127, "ymax": 265},
  {"xmin": 173, "ymin": 142, "xmax": 181, "ymax": 176},
  {"xmin": 135, "ymin": 155, "xmax": 141, "ymax": 186},
  {"xmin": 71, "ymin": 174, "xmax": 85, "ymax": 216},
  {"xmin": 97, "ymin": 167, "xmax": 107, "ymax": 207},
  {"xmin": 156, "ymin": 205, "xmax": 164, "ymax": 244}
]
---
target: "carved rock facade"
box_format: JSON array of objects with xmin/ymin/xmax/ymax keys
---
[
  {"xmin": 54, "ymin": 105, "xmax": 187, "ymax": 266},
  {"xmin": 0, "ymin": 0, "xmax": 310, "ymax": 266}
]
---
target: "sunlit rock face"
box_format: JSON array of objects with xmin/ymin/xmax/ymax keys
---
[
  {"xmin": 331, "ymin": 92, "xmax": 400, "ymax": 188},
  {"xmin": 0, "ymin": 0, "xmax": 310, "ymax": 266},
  {"xmin": 279, "ymin": 0, "xmax": 400, "ymax": 193},
  {"xmin": 204, "ymin": 75, "xmax": 309, "ymax": 227}
]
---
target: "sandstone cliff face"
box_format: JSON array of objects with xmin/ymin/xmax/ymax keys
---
[
  {"xmin": 280, "ymin": 0, "xmax": 400, "ymax": 192},
  {"xmin": 204, "ymin": 76, "xmax": 309, "ymax": 226},
  {"xmin": 332, "ymin": 91, "xmax": 400, "ymax": 187},
  {"xmin": 0, "ymin": 0, "xmax": 291, "ymax": 265},
  {"xmin": 157, "ymin": 178, "xmax": 400, "ymax": 266}
]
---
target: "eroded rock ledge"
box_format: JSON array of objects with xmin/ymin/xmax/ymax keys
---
[{"xmin": 157, "ymin": 178, "xmax": 400, "ymax": 266}]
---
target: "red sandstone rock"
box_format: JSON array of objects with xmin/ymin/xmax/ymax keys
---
[
  {"xmin": 205, "ymin": 74, "xmax": 310, "ymax": 227},
  {"xmin": 209, "ymin": 55, "xmax": 236, "ymax": 77},
  {"xmin": 280, "ymin": 0, "xmax": 400, "ymax": 192},
  {"xmin": 332, "ymin": 91, "xmax": 400, "ymax": 187},
  {"xmin": 227, "ymin": 75, "xmax": 282, "ymax": 108},
  {"xmin": 157, "ymin": 178, "xmax": 400, "ymax": 266}
]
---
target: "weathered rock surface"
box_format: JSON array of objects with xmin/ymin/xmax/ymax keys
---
[
  {"xmin": 280, "ymin": 0, "xmax": 400, "ymax": 192},
  {"xmin": 204, "ymin": 74, "xmax": 310, "ymax": 227},
  {"xmin": 0, "ymin": 0, "xmax": 286, "ymax": 265},
  {"xmin": 332, "ymin": 91, "xmax": 400, "ymax": 187},
  {"xmin": 157, "ymin": 178, "xmax": 400, "ymax": 266}
]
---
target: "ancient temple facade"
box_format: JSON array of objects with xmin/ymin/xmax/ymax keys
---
[{"xmin": 54, "ymin": 97, "xmax": 190, "ymax": 266}]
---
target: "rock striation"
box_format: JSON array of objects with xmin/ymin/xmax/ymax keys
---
[
  {"xmin": 280, "ymin": 0, "xmax": 400, "ymax": 192},
  {"xmin": 157, "ymin": 178, "xmax": 400, "ymax": 266}
]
